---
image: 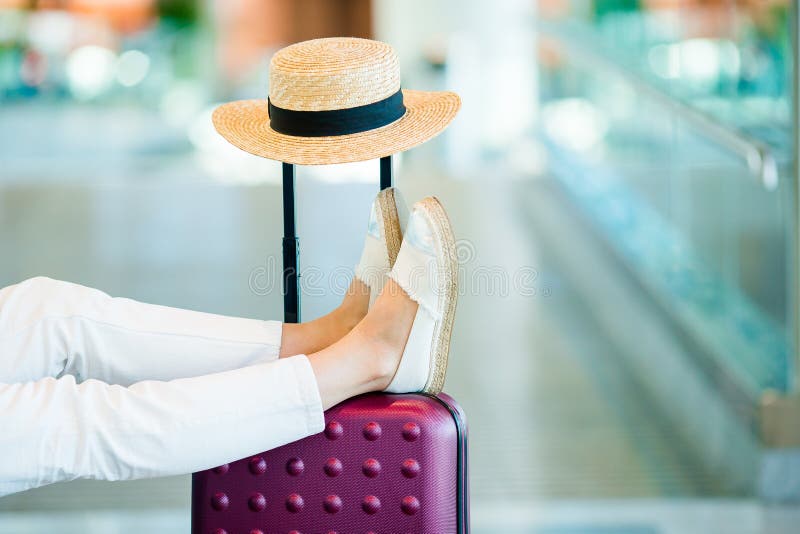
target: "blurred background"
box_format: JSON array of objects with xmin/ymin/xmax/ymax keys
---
[{"xmin": 1, "ymin": 0, "xmax": 799, "ymax": 532}]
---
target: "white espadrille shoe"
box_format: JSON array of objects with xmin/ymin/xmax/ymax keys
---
[
  {"xmin": 354, "ymin": 187, "xmax": 409, "ymax": 308},
  {"xmin": 385, "ymin": 197, "xmax": 458, "ymax": 395}
]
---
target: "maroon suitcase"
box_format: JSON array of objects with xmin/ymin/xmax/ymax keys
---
[{"xmin": 192, "ymin": 392, "xmax": 468, "ymax": 534}]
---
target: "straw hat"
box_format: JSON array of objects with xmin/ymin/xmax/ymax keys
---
[{"xmin": 212, "ymin": 37, "xmax": 461, "ymax": 165}]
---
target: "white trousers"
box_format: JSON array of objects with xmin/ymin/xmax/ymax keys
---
[{"xmin": 0, "ymin": 277, "xmax": 324, "ymax": 497}]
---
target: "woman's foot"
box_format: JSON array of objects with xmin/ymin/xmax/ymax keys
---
[
  {"xmin": 354, "ymin": 187, "xmax": 408, "ymax": 308},
  {"xmin": 383, "ymin": 196, "xmax": 458, "ymax": 394},
  {"xmin": 330, "ymin": 187, "xmax": 409, "ymax": 330},
  {"xmin": 308, "ymin": 196, "xmax": 458, "ymax": 408},
  {"xmin": 305, "ymin": 277, "xmax": 417, "ymax": 409},
  {"xmin": 280, "ymin": 190, "xmax": 408, "ymax": 357},
  {"xmin": 351, "ymin": 277, "xmax": 420, "ymax": 391}
]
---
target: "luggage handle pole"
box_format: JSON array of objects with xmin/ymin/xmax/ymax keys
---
[
  {"xmin": 380, "ymin": 155, "xmax": 393, "ymax": 190},
  {"xmin": 282, "ymin": 156, "xmax": 390, "ymax": 323},
  {"xmin": 282, "ymin": 162, "xmax": 300, "ymax": 323}
]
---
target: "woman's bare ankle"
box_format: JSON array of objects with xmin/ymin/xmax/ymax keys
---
[
  {"xmin": 337, "ymin": 302, "xmax": 365, "ymax": 333},
  {"xmin": 338, "ymin": 321, "xmax": 395, "ymax": 391},
  {"xmin": 360, "ymin": 286, "xmax": 419, "ymax": 390},
  {"xmin": 339, "ymin": 279, "xmax": 369, "ymax": 327}
]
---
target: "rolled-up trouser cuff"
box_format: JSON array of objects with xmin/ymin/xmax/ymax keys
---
[
  {"xmin": 260, "ymin": 320, "xmax": 284, "ymax": 361},
  {"xmin": 285, "ymin": 354, "xmax": 325, "ymax": 434}
]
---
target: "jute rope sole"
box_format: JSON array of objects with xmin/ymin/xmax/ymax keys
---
[
  {"xmin": 417, "ymin": 197, "xmax": 458, "ymax": 395},
  {"xmin": 377, "ymin": 188, "xmax": 402, "ymax": 267}
]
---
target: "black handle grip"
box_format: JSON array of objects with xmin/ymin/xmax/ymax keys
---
[{"xmin": 282, "ymin": 237, "xmax": 299, "ymax": 324}]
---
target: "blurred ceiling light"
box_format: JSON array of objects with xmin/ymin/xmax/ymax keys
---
[
  {"xmin": 26, "ymin": 9, "xmax": 74, "ymax": 55},
  {"xmin": 66, "ymin": 45, "xmax": 117, "ymax": 100},
  {"xmin": 541, "ymin": 98, "xmax": 608, "ymax": 152},
  {"xmin": 648, "ymin": 39, "xmax": 740, "ymax": 85},
  {"xmin": 680, "ymin": 39, "xmax": 723, "ymax": 82},
  {"xmin": 116, "ymin": 49, "xmax": 149, "ymax": 87}
]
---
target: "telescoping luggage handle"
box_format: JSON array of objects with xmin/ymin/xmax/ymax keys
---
[{"xmin": 282, "ymin": 156, "xmax": 394, "ymax": 323}]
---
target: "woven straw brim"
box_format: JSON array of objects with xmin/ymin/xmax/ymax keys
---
[{"xmin": 212, "ymin": 89, "xmax": 460, "ymax": 165}]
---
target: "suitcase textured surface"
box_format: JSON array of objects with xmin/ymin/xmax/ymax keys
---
[{"xmin": 192, "ymin": 392, "xmax": 468, "ymax": 534}]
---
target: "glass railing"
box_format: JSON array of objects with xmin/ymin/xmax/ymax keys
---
[
  {"xmin": 535, "ymin": 1, "xmax": 794, "ymax": 398},
  {"xmin": 538, "ymin": 1, "xmax": 790, "ymax": 157}
]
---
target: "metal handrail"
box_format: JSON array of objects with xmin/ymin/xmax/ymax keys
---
[
  {"xmin": 791, "ymin": 0, "xmax": 799, "ymax": 393},
  {"xmin": 535, "ymin": 19, "xmax": 780, "ymax": 191}
]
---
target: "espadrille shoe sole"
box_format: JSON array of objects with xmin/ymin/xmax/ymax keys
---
[
  {"xmin": 419, "ymin": 197, "xmax": 458, "ymax": 394},
  {"xmin": 385, "ymin": 196, "xmax": 458, "ymax": 395},
  {"xmin": 377, "ymin": 188, "xmax": 402, "ymax": 266}
]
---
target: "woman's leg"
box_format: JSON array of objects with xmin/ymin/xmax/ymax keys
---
[
  {"xmin": 0, "ymin": 355, "xmax": 324, "ymax": 496},
  {"xmin": 279, "ymin": 277, "xmax": 370, "ymax": 358},
  {"xmin": 0, "ymin": 278, "xmax": 415, "ymax": 497},
  {"xmin": 0, "ymin": 276, "xmax": 366, "ymax": 387},
  {"xmin": 307, "ymin": 278, "xmax": 417, "ymax": 409}
]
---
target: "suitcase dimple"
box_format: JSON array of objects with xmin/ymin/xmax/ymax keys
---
[
  {"xmin": 248, "ymin": 456, "xmax": 267, "ymax": 475},
  {"xmin": 362, "ymin": 421, "xmax": 382, "ymax": 441},
  {"xmin": 286, "ymin": 458, "xmax": 304, "ymax": 476},
  {"xmin": 361, "ymin": 494, "xmax": 381, "ymax": 514},
  {"xmin": 401, "ymin": 458, "xmax": 420, "ymax": 478},
  {"xmin": 323, "ymin": 457, "xmax": 342, "ymax": 477},
  {"xmin": 401, "ymin": 495, "xmax": 421, "ymax": 515},
  {"xmin": 210, "ymin": 492, "xmax": 228, "ymax": 511},
  {"xmin": 247, "ymin": 492, "xmax": 266, "ymax": 512},
  {"xmin": 402, "ymin": 421, "xmax": 421, "ymax": 441},
  {"xmin": 324, "ymin": 420, "xmax": 343, "ymax": 440},
  {"xmin": 362, "ymin": 458, "xmax": 381, "ymax": 478},
  {"xmin": 193, "ymin": 393, "xmax": 465, "ymax": 533},
  {"xmin": 286, "ymin": 492, "xmax": 305, "ymax": 512},
  {"xmin": 323, "ymin": 494, "xmax": 343, "ymax": 513}
]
